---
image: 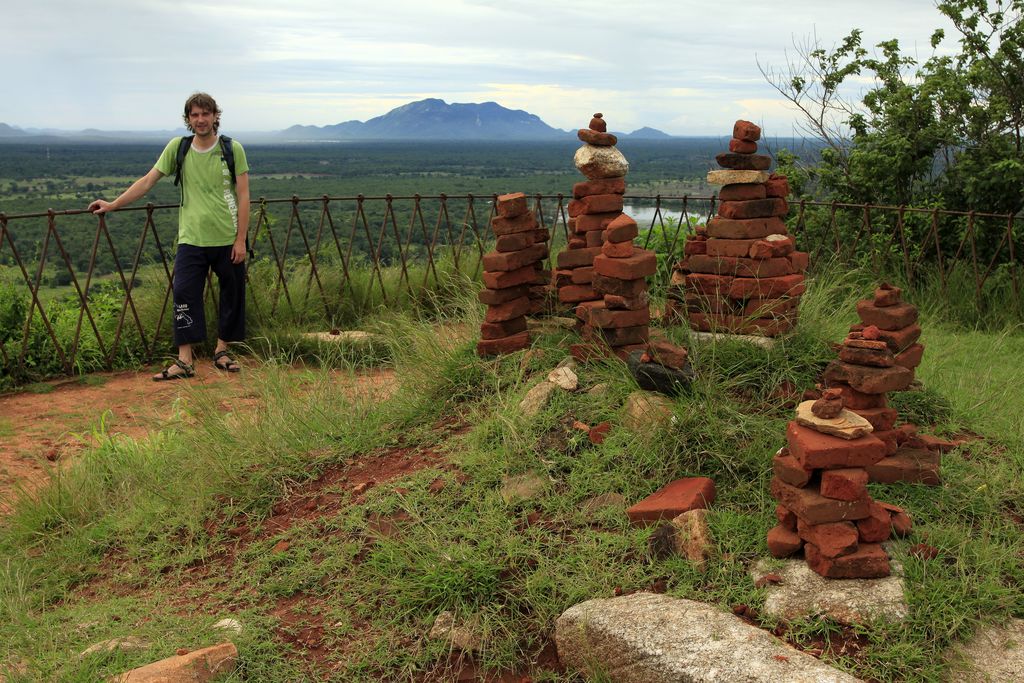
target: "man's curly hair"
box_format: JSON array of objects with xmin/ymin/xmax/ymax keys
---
[{"xmin": 183, "ymin": 92, "xmax": 222, "ymax": 134}]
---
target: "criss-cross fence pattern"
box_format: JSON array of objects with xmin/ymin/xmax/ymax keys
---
[{"xmin": 0, "ymin": 194, "xmax": 1021, "ymax": 381}]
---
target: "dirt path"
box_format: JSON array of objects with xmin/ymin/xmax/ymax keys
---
[{"xmin": 0, "ymin": 365, "xmax": 396, "ymax": 513}]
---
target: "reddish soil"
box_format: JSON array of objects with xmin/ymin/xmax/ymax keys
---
[{"xmin": 0, "ymin": 365, "xmax": 396, "ymax": 513}]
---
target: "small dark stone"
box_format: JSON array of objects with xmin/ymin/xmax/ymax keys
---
[
  {"xmin": 627, "ymin": 350, "xmax": 693, "ymax": 396},
  {"xmin": 589, "ymin": 113, "xmax": 607, "ymax": 132}
]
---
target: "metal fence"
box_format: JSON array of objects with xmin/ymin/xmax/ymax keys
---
[{"xmin": 0, "ymin": 194, "xmax": 1021, "ymax": 380}]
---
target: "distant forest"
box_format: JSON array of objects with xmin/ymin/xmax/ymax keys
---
[{"xmin": 0, "ymin": 139, "xmax": 822, "ymax": 278}]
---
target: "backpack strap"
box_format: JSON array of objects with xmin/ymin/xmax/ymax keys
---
[
  {"xmin": 219, "ymin": 135, "xmax": 237, "ymax": 185},
  {"xmin": 173, "ymin": 135, "xmax": 194, "ymax": 187}
]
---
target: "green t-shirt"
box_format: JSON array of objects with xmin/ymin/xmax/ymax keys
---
[{"xmin": 154, "ymin": 137, "xmax": 250, "ymax": 247}]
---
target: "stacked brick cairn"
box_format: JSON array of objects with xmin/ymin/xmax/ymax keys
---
[
  {"xmin": 668, "ymin": 120, "xmax": 808, "ymax": 336},
  {"xmin": 554, "ymin": 113, "xmax": 628, "ymax": 312},
  {"xmin": 476, "ymin": 192, "xmax": 550, "ymax": 356},
  {"xmin": 824, "ymin": 284, "xmax": 938, "ymax": 485},
  {"xmin": 554, "ymin": 113, "xmax": 658, "ymax": 360},
  {"xmin": 767, "ymin": 389, "xmax": 913, "ymax": 579}
]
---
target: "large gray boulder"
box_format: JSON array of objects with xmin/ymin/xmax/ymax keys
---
[
  {"xmin": 555, "ymin": 592, "xmax": 862, "ymax": 682},
  {"xmin": 948, "ymin": 618, "xmax": 1024, "ymax": 682}
]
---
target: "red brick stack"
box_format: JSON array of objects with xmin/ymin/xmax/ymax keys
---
[
  {"xmin": 554, "ymin": 113, "xmax": 658, "ymax": 361},
  {"xmin": 766, "ymin": 391, "xmax": 914, "ymax": 579},
  {"xmin": 824, "ymin": 284, "xmax": 938, "ymax": 485},
  {"xmin": 553, "ymin": 113, "xmax": 626, "ymax": 314},
  {"xmin": 668, "ymin": 120, "xmax": 808, "ymax": 336},
  {"xmin": 476, "ymin": 192, "xmax": 550, "ymax": 356}
]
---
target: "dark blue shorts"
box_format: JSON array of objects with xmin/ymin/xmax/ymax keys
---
[{"xmin": 171, "ymin": 243, "xmax": 246, "ymax": 346}]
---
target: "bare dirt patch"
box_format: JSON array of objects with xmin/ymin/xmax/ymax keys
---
[{"xmin": 0, "ymin": 366, "xmax": 396, "ymax": 513}]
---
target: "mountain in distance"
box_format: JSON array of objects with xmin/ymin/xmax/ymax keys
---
[
  {"xmin": 0, "ymin": 123, "xmax": 27, "ymax": 137},
  {"xmin": 0, "ymin": 100, "xmax": 674, "ymax": 143},
  {"xmin": 279, "ymin": 98, "xmax": 673, "ymax": 142},
  {"xmin": 624, "ymin": 126, "xmax": 673, "ymax": 139},
  {"xmin": 280, "ymin": 98, "xmax": 568, "ymax": 141}
]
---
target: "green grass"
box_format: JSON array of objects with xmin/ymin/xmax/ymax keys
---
[{"xmin": 0, "ymin": 272, "xmax": 1020, "ymax": 681}]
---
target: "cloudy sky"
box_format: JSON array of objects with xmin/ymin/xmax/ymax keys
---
[{"xmin": 3, "ymin": 0, "xmax": 957, "ymax": 135}]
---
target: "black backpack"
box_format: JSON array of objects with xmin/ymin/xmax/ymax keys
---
[{"xmin": 172, "ymin": 134, "xmax": 236, "ymax": 190}]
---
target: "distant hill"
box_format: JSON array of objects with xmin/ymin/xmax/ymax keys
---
[
  {"xmin": 625, "ymin": 126, "xmax": 673, "ymax": 139},
  {"xmin": 279, "ymin": 98, "xmax": 568, "ymax": 141},
  {"xmin": 0, "ymin": 123, "xmax": 27, "ymax": 137}
]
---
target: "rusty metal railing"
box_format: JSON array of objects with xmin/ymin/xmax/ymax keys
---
[{"xmin": 0, "ymin": 194, "xmax": 1020, "ymax": 384}]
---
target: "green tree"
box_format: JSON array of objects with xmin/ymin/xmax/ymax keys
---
[{"xmin": 761, "ymin": 1, "xmax": 1024, "ymax": 213}]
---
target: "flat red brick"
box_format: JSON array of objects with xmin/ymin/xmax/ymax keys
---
[
  {"xmin": 570, "ymin": 266, "xmax": 595, "ymax": 284},
  {"xmin": 728, "ymin": 138, "xmax": 758, "ymax": 154},
  {"xmin": 605, "ymin": 214, "xmax": 639, "ymax": 243},
  {"xmin": 856, "ymin": 300, "xmax": 919, "ymax": 330},
  {"xmin": 719, "ymin": 183, "xmax": 765, "ymax": 201},
  {"xmin": 688, "ymin": 312, "xmax": 796, "ymax": 337},
  {"xmin": 685, "ymin": 272, "xmax": 733, "ymax": 296},
  {"xmin": 573, "ymin": 177, "xmax": 626, "ymax": 198},
  {"xmin": 716, "ymin": 152, "xmax": 771, "ymax": 171},
  {"xmin": 491, "ymin": 212, "xmax": 538, "ymax": 236},
  {"xmin": 850, "ymin": 407, "xmax": 899, "ymax": 432},
  {"xmin": 825, "ymin": 382, "xmax": 888, "ymax": 409},
  {"xmin": 742, "ymin": 297, "xmax": 799, "ymax": 317},
  {"xmin": 482, "ymin": 243, "xmax": 548, "ymax": 272},
  {"xmin": 706, "ymin": 216, "xmax": 787, "ymax": 240},
  {"xmin": 788, "ymin": 251, "xmax": 809, "ymax": 273},
  {"xmin": 604, "ymin": 291, "xmax": 649, "ymax": 310},
  {"xmin": 478, "ymin": 283, "xmax": 530, "ymax": 305},
  {"xmin": 749, "ymin": 236, "xmax": 796, "ymax": 259},
  {"xmin": 706, "ymin": 238, "xmax": 758, "ymax": 258},
  {"xmin": 806, "ymin": 542, "xmax": 890, "ymax": 579},
  {"xmin": 593, "ymin": 250, "xmax": 657, "ymax": 280},
  {"xmin": 856, "ymin": 502, "xmax": 891, "ymax": 543},
  {"xmin": 796, "ymin": 519, "xmax": 859, "ymax": 558},
  {"xmin": 484, "ymin": 296, "xmax": 531, "ymax": 323},
  {"xmin": 568, "ymin": 193, "xmax": 624, "ymax": 217},
  {"xmin": 764, "ymin": 175, "xmax": 790, "ymax": 198},
  {"xmin": 496, "ymin": 192, "xmax": 528, "ymax": 218},
  {"xmin": 483, "ymin": 265, "xmax": 537, "ymax": 290},
  {"xmin": 773, "ymin": 450, "xmax": 813, "ymax": 488},
  {"xmin": 593, "ymin": 274, "xmax": 648, "ymax": 298},
  {"xmin": 586, "ymin": 230, "xmax": 604, "ymax": 248},
  {"xmin": 767, "ymin": 525, "xmax": 803, "ymax": 558},
  {"xmin": 480, "ymin": 315, "xmax": 528, "ymax": 340},
  {"xmin": 786, "ymin": 422, "xmax": 887, "ymax": 470},
  {"xmin": 584, "ymin": 323, "xmax": 649, "ymax": 346},
  {"xmin": 866, "ymin": 448, "xmax": 940, "ymax": 485},
  {"xmin": 866, "ymin": 323, "xmax": 922, "ymax": 353},
  {"xmin": 627, "ymin": 477, "xmax": 716, "ymax": 526},
  {"xmin": 718, "ymin": 197, "xmax": 787, "ymax": 220},
  {"xmin": 820, "ymin": 468, "xmax": 869, "ymax": 501},
  {"xmin": 894, "ymin": 343, "xmax": 924, "ymax": 369},
  {"xmin": 558, "ymin": 284, "xmax": 600, "ymax": 303},
  {"xmin": 646, "ymin": 341, "xmax": 688, "ymax": 371},
  {"xmin": 476, "ymin": 331, "xmax": 530, "ymax": 356},
  {"xmin": 770, "ymin": 477, "xmax": 872, "ymax": 524},
  {"xmin": 727, "ymin": 274, "xmax": 805, "ymax": 299},
  {"xmin": 575, "ymin": 211, "xmax": 621, "ymax": 232},
  {"xmin": 557, "ymin": 246, "xmax": 603, "ymax": 269},
  {"xmin": 602, "ymin": 241, "xmax": 634, "ymax": 258},
  {"xmin": 824, "ymin": 361, "xmax": 914, "ymax": 394},
  {"xmin": 838, "ymin": 345, "xmax": 895, "ymax": 367},
  {"xmin": 776, "ymin": 504, "xmax": 798, "ymax": 531},
  {"xmin": 495, "ymin": 232, "xmax": 535, "ymax": 253},
  {"xmin": 577, "ymin": 302, "xmax": 650, "ymax": 329},
  {"xmin": 684, "ymin": 254, "xmax": 794, "ymax": 278}
]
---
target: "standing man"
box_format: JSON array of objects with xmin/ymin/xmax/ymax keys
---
[{"xmin": 89, "ymin": 92, "xmax": 250, "ymax": 380}]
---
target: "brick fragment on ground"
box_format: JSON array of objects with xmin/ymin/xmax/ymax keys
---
[{"xmin": 626, "ymin": 477, "xmax": 716, "ymax": 526}]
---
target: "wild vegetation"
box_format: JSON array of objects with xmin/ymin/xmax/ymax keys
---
[{"xmin": 0, "ymin": 270, "xmax": 1021, "ymax": 681}]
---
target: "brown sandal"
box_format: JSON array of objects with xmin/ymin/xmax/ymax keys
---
[
  {"xmin": 153, "ymin": 359, "xmax": 195, "ymax": 382},
  {"xmin": 212, "ymin": 350, "xmax": 241, "ymax": 373}
]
